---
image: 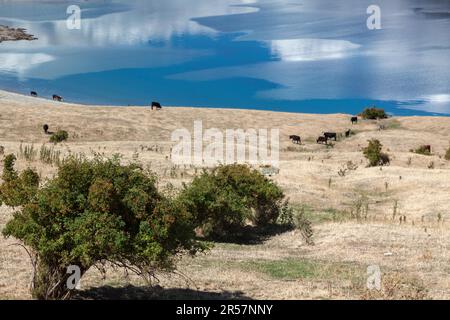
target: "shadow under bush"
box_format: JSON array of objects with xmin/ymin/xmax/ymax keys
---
[{"xmin": 74, "ymin": 285, "xmax": 252, "ymax": 300}]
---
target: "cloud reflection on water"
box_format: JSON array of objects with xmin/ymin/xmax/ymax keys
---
[{"xmin": 0, "ymin": 0, "xmax": 449, "ymax": 114}]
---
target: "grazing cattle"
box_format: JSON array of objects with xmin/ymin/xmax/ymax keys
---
[
  {"xmin": 43, "ymin": 124, "xmax": 49, "ymax": 134},
  {"xmin": 31, "ymin": 91, "xmax": 38, "ymax": 97},
  {"xmin": 345, "ymin": 129, "xmax": 352, "ymax": 138},
  {"xmin": 317, "ymin": 136, "xmax": 328, "ymax": 144},
  {"xmin": 324, "ymin": 132, "xmax": 337, "ymax": 141},
  {"xmin": 53, "ymin": 94, "xmax": 63, "ymax": 102},
  {"xmin": 289, "ymin": 135, "xmax": 301, "ymax": 144},
  {"xmin": 351, "ymin": 117, "xmax": 358, "ymax": 124},
  {"xmin": 151, "ymin": 101, "xmax": 162, "ymax": 110}
]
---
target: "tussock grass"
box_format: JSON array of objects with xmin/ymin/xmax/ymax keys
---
[
  {"xmin": 19, "ymin": 143, "xmax": 37, "ymax": 162},
  {"xmin": 39, "ymin": 144, "xmax": 61, "ymax": 166}
]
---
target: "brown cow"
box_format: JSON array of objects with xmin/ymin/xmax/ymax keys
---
[
  {"xmin": 53, "ymin": 94, "xmax": 63, "ymax": 102},
  {"xmin": 317, "ymin": 136, "xmax": 328, "ymax": 144}
]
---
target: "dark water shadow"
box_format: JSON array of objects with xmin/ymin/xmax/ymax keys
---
[{"xmin": 73, "ymin": 285, "xmax": 252, "ymax": 300}]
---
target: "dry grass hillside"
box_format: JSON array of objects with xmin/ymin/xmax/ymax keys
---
[{"xmin": 1, "ymin": 90, "xmax": 449, "ymax": 299}]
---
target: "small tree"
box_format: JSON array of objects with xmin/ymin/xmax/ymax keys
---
[
  {"xmin": 1, "ymin": 155, "xmax": 205, "ymax": 300},
  {"xmin": 360, "ymin": 107, "xmax": 388, "ymax": 120},
  {"xmin": 179, "ymin": 164, "xmax": 286, "ymax": 238},
  {"xmin": 363, "ymin": 139, "xmax": 390, "ymax": 167}
]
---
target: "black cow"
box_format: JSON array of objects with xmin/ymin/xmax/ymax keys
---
[
  {"xmin": 53, "ymin": 94, "xmax": 63, "ymax": 102},
  {"xmin": 43, "ymin": 124, "xmax": 49, "ymax": 134},
  {"xmin": 324, "ymin": 132, "xmax": 337, "ymax": 141},
  {"xmin": 317, "ymin": 136, "xmax": 328, "ymax": 144},
  {"xmin": 289, "ymin": 135, "xmax": 301, "ymax": 144},
  {"xmin": 345, "ymin": 129, "xmax": 352, "ymax": 138},
  {"xmin": 351, "ymin": 117, "xmax": 358, "ymax": 124},
  {"xmin": 31, "ymin": 91, "xmax": 38, "ymax": 97},
  {"xmin": 151, "ymin": 101, "xmax": 162, "ymax": 110}
]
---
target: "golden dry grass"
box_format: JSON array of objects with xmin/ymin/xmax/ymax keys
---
[{"xmin": 1, "ymin": 89, "xmax": 449, "ymax": 299}]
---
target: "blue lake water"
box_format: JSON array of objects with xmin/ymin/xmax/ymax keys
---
[{"xmin": 1, "ymin": 0, "xmax": 450, "ymax": 115}]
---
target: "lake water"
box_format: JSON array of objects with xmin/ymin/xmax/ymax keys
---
[{"xmin": 1, "ymin": 0, "xmax": 450, "ymax": 115}]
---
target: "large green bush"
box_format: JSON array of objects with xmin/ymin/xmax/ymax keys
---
[
  {"xmin": 363, "ymin": 139, "xmax": 390, "ymax": 167},
  {"xmin": 1, "ymin": 155, "xmax": 205, "ymax": 300},
  {"xmin": 360, "ymin": 107, "xmax": 388, "ymax": 120},
  {"xmin": 179, "ymin": 164, "xmax": 286, "ymax": 238}
]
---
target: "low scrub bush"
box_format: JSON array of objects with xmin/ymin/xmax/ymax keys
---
[
  {"xmin": 360, "ymin": 107, "xmax": 388, "ymax": 120},
  {"xmin": 412, "ymin": 145, "xmax": 431, "ymax": 156},
  {"xmin": 445, "ymin": 147, "xmax": 450, "ymax": 161},
  {"xmin": 179, "ymin": 164, "xmax": 286, "ymax": 238},
  {"xmin": 363, "ymin": 139, "xmax": 390, "ymax": 167},
  {"xmin": 50, "ymin": 130, "xmax": 69, "ymax": 144}
]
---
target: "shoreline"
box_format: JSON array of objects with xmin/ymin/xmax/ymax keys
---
[
  {"xmin": 0, "ymin": 88, "xmax": 353, "ymax": 117},
  {"xmin": 1, "ymin": 88, "xmax": 448, "ymax": 118}
]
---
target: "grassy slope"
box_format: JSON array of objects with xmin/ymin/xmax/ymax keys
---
[{"xmin": 1, "ymin": 90, "xmax": 449, "ymax": 299}]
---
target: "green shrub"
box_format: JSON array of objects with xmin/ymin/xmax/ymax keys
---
[
  {"xmin": 445, "ymin": 147, "xmax": 450, "ymax": 161},
  {"xmin": 0, "ymin": 154, "xmax": 39, "ymax": 207},
  {"xmin": 360, "ymin": 107, "xmax": 388, "ymax": 120},
  {"xmin": 179, "ymin": 164, "xmax": 286, "ymax": 238},
  {"xmin": 50, "ymin": 130, "xmax": 69, "ymax": 144},
  {"xmin": 1, "ymin": 155, "xmax": 205, "ymax": 300},
  {"xmin": 363, "ymin": 139, "xmax": 390, "ymax": 167}
]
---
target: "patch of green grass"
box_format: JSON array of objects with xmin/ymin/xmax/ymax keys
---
[
  {"xmin": 290, "ymin": 205, "xmax": 352, "ymax": 224},
  {"xmin": 240, "ymin": 258, "xmax": 364, "ymax": 282}
]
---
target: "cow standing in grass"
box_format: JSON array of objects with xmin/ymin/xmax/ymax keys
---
[
  {"xmin": 317, "ymin": 136, "xmax": 328, "ymax": 144},
  {"xmin": 289, "ymin": 135, "xmax": 301, "ymax": 144},
  {"xmin": 345, "ymin": 129, "xmax": 352, "ymax": 138},
  {"xmin": 151, "ymin": 102, "xmax": 162, "ymax": 110},
  {"xmin": 53, "ymin": 95, "xmax": 63, "ymax": 102},
  {"xmin": 324, "ymin": 132, "xmax": 337, "ymax": 141}
]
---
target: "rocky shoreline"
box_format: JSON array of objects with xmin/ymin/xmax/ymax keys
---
[{"xmin": 0, "ymin": 25, "xmax": 37, "ymax": 43}]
